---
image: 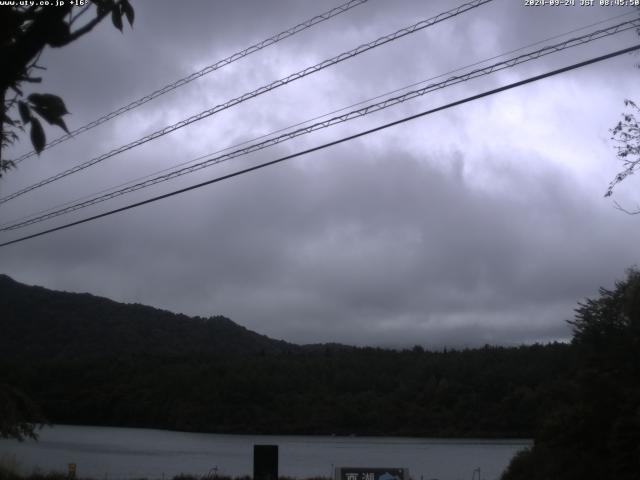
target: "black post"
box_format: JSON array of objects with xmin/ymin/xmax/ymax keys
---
[{"xmin": 253, "ymin": 445, "xmax": 278, "ymax": 480}]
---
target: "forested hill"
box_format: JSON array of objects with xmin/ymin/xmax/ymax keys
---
[
  {"xmin": 3, "ymin": 271, "xmax": 638, "ymax": 475},
  {"xmin": 1, "ymin": 273, "xmax": 576, "ymax": 439},
  {"xmin": 0, "ymin": 274, "xmax": 296, "ymax": 359}
]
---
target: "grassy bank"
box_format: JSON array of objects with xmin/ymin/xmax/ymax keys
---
[{"xmin": 0, "ymin": 461, "xmax": 329, "ymax": 480}]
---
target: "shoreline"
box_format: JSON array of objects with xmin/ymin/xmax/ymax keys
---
[{"xmin": 25, "ymin": 424, "xmax": 534, "ymax": 444}]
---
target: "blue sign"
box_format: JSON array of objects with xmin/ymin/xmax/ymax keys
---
[{"xmin": 336, "ymin": 467, "xmax": 408, "ymax": 480}]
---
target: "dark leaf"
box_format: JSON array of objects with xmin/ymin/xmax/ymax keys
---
[
  {"xmin": 28, "ymin": 93, "xmax": 69, "ymax": 117},
  {"xmin": 120, "ymin": 0, "xmax": 134, "ymax": 26},
  {"xmin": 28, "ymin": 93, "xmax": 70, "ymax": 134},
  {"xmin": 111, "ymin": 8, "xmax": 123, "ymax": 31},
  {"xmin": 45, "ymin": 20, "xmax": 70, "ymax": 47},
  {"xmin": 32, "ymin": 106, "xmax": 70, "ymax": 134},
  {"xmin": 30, "ymin": 117, "xmax": 46, "ymax": 154},
  {"xmin": 18, "ymin": 101, "xmax": 31, "ymax": 124},
  {"xmin": 27, "ymin": 93, "xmax": 43, "ymax": 103},
  {"xmin": 94, "ymin": 0, "xmax": 114, "ymax": 17},
  {"xmin": 54, "ymin": 117, "xmax": 70, "ymax": 134}
]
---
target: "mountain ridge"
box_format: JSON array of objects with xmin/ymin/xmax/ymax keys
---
[
  {"xmin": 0, "ymin": 274, "xmax": 576, "ymax": 439},
  {"xmin": 0, "ymin": 273, "xmax": 298, "ymax": 360}
]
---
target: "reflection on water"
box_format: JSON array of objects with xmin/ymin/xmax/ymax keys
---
[{"xmin": 0, "ymin": 425, "xmax": 530, "ymax": 480}]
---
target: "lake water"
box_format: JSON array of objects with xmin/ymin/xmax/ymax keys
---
[{"xmin": 0, "ymin": 425, "xmax": 530, "ymax": 480}]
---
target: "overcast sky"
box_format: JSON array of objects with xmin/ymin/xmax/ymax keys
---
[{"xmin": 1, "ymin": 0, "xmax": 639, "ymax": 348}]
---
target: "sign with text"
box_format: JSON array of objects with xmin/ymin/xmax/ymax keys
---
[{"xmin": 335, "ymin": 467, "xmax": 409, "ymax": 480}]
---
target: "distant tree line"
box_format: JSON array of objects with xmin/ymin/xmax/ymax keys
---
[{"xmin": 1, "ymin": 343, "xmax": 572, "ymax": 438}]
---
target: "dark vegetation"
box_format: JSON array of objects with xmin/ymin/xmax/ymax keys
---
[
  {"xmin": 0, "ymin": 274, "xmax": 294, "ymax": 360},
  {"xmin": 0, "ymin": 469, "xmax": 320, "ymax": 480},
  {"xmin": 2, "ymin": 270, "xmax": 639, "ymax": 479},
  {"xmin": 0, "ymin": 273, "xmax": 571, "ymax": 438},
  {"xmin": 0, "ymin": 342, "xmax": 571, "ymax": 438},
  {"xmin": 502, "ymin": 269, "xmax": 640, "ymax": 480},
  {"xmin": 1, "ymin": 0, "xmax": 134, "ymax": 175},
  {"xmin": 0, "ymin": 382, "xmax": 46, "ymax": 441}
]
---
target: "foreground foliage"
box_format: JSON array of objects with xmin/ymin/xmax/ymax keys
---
[
  {"xmin": 1, "ymin": 0, "xmax": 134, "ymax": 174},
  {"xmin": 502, "ymin": 269, "xmax": 640, "ymax": 479},
  {"xmin": 0, "ymin": 384, "xmax": 46, "ymax": 441},
  {"xmin": 0, "ymin": 470, "xmax": 324, "ymax": 480}
]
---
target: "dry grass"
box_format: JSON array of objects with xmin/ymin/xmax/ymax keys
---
[
  {"xmin": 0, "ymin": 455, "xmax": 21, "ymax": 480},
  {"xmin": 0, "ymin": 467, "xmax": 331, "ymax": 480}
]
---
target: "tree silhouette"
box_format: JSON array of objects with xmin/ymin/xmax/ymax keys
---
[
  {"xmin": 607, "ymin": 99, "xmax": 640, "ymax": 214},
  {"xmin": 606, "ymin": 16, "xmax": 640, "ymax": 213},
  {"xmin": 0, "ymin": 0, "xmax": 134, "ymax": 177},
  {"xmin": 0, "ymin": 383, "xmax": 47, "ymax": 441},
  {"xmin": 0, "ymin": 0, "xmax": 135, "ymax": 441},
  {"xmin": 502, "ymin": 268, "xmax": 640, "ymax": 480}
]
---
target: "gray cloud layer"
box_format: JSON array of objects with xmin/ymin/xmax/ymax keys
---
[{"xmin": 1, "ymin": 0, "xmax": 639, "ymax": 347}]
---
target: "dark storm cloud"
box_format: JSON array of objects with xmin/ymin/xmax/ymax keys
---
[
  {"xmin": 1, "ymin": 0, "xmax": 639, "ymax": 347},
  {"xmin": 2, "ymin": 140, "xmax": 637, "ymax": 346}
]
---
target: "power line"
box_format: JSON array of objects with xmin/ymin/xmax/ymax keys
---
[
  {"xmin": 0, "ymin": 0, "xmax": 494, "ymax": 206},
  {"xmin": 10, "ymin": 0, "xmax": 370, "ymax": 164},
  {"xmin": 1, "ymin": 43, "xmax": 637, "ymax": 249},
  {"xmin": 3, "ymin": 18, "xmax": 637, "ymax": 232},
  {"xmin": 7, "ymin": 7, "xmax": 632, "ymax": 230},
  {"xmin": 4, "ymin": 17, "xmax": 636, "ymax": 230}
]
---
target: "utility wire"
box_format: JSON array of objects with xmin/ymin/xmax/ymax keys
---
[
  {"xmin": 4, "ymin": 17, "xmax": 635, "ymax": 230},
  {"xmin": 10, "ymin": 0, "xmax": 370, "ymax": 164},
  {"xmin": 0, "ymin": 0, "xmax": 493, "ymax": 206},
  {"xmin": 2, "ymin": 18, "xmax": 637, "ymax": 232},
  {"xmin": 1, "ymin": 44, "xmax": 638, "ymax": 249},
  {"xmin": 6, "ymin": 8, "xmax": 633, "ymax": 229}
]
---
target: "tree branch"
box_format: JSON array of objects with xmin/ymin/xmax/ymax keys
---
[
  {"xmin": 69, "ymin": 5, "xmax": 92, "ymax": 26},
  {"xmin": 65, "ymin": 6, "xmax": 113, "ymax": 44},
  {"xmin": 613, "ymin": 199, "xmax": 640, "ymax": 215}
]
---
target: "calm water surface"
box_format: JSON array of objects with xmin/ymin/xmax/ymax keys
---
[{"xmin": 0, "ymin": 425, "xmax": 530, "ymax": 480}]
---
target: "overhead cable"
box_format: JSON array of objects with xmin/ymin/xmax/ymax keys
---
[
  {"xmin": 10, "ymin": 0, "xmax": 370, "ymax": 164},
  {"xmin": 1, "ymin": 43, "xmax": 638, "ymax": 249},
  {"xmin": 0, "ymin": 0, "xmax": 494, "ymax": 206},
  {"xmin": 9, "ymin": 7, "xmax": 632, "ymax": 229},
  {"xmin": 2, "ymin": 18, "xmax": 638, "ymax": 232}
]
